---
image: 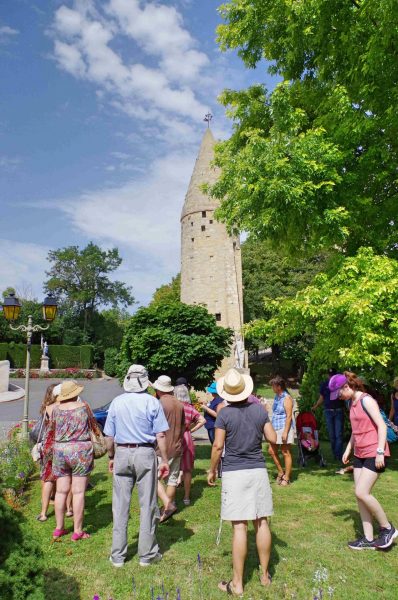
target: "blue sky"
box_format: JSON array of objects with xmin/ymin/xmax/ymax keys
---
[{"xmin": 0, "ymin": 0, "xmax": 277, "ymax": 308}]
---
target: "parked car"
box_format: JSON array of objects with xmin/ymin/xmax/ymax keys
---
[{"xmin": 93, "ymin": 401, "xmax": 112, "ymax": 432}]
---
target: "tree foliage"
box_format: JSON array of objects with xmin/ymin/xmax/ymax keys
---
[
  {"xmin": 118, "ymin": 302, "xmax": 232, "ymax": 390},
  {"xmin": 247, "ymin": 249, "xmax": 398, "ymax": 400},
  {"xmin": 150, "ymin": 274, "xmax": 181, "ymax": 306},
  {"xmin": 211, "ymin": 0, "xmax": 398, "ymax": 258},
  {"xmin": 45, "ymin": 242, "xmax": 134, "ymax": 332}
]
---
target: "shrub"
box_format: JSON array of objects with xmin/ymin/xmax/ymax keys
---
[
  {"xmin": 1, "ymin": 344, "xmax": 94, "ymax": 369},
  {"xmin": 118, "ymin": 302, "xmax": 233, "ymax": 390},
  {"xmin": 0, "ymin": 438, "xmax": 35, "ymax": 496},
  {"xmin": 104, "ymin": 348, "xmax": 119, "ymax": 377},
  {"xmin": 0, "ymin": 495, "xmax": 44, "ymax": 599}
]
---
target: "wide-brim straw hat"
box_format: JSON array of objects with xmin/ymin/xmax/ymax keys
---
[
  {"xmin": 216, "ymin": 368, "xmax": 254, "ymax": 403},
  {"xmin": 58, "ymin": 380, "xmax": 84, "ymax": 402},
  {"xmin": 123, "ymin": 364, "xmax": 150, "ymax": 393}
]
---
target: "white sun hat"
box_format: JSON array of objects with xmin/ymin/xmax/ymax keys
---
[{"xmin": 216, "ymin": 368, "xmax": 253, "ymax": 403}]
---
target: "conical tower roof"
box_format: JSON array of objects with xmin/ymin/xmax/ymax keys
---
[{"xmin": 181, "ymin": 128, "xmax": 220, "ymax": 220}]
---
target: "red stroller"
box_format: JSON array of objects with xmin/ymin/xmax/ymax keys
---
[{"xmin": 296, "ymin": 411, "xmax": 326, "ymax": 467}]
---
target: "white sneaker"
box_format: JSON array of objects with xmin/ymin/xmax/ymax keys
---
[
  {"xmin": 109, "ymin": 556, "xmax": 124, "ymax": 568},
  {"xmin": 183, "ymin": 498, "xmax": 190, "ymax": 506},
  {"xmin": 139, "ymin": 552, "xmax": 163, "ymax": 567}
]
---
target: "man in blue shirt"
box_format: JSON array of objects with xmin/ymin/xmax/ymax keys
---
[
  {"xmin": 312, "ymin": 369, "xmax": 345, "ymax": 461},
  {"xmin": 104, "ymin": 364, "xmax": 170, "ymax": 567}
]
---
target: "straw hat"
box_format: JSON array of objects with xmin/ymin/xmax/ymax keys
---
[
  {"xmin": 58, "ymin": 380, "xmax": 84, "ymax": 402},
  {"xmin": 216, "ymin": 368, "xmax": 253, "ymax": 403},
  {"xmin": 152, "ymin": 375, "xmax": 174, "ymax": 393}
]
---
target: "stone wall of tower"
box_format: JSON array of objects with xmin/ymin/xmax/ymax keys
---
[{"xmin": 180, "ymin": 129, "xmax": 244, "ymax": 372}]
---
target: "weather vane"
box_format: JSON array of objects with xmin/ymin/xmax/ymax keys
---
[{"xmin": 204, "ymin": 112, "xmax": 213, "ymax": 128}]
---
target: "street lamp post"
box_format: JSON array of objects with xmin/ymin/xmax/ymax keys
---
[{"xmin": 2, "ymin": 292, "xmax": 58, "ymax": 439}]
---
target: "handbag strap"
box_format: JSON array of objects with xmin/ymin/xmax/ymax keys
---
[
  {"xmin": 83, "ymin": 401, "xmax": 100, "ymax": 436},
  {"xmin": 37, "ymin": 413, "xmax": 46, "ymax": 442}
]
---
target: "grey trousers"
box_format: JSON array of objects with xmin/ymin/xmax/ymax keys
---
[{"xmin": 111, "ymin": 446, "xmax": 160, "ymax": 564}]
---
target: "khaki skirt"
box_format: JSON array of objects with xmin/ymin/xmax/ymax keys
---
[{"xmin": 221, "ymin": 468, "xmax": 273, "ymax": 521}]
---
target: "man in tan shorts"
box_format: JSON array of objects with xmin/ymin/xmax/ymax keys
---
[{"xmin": 153, "ymin": 375, "xmax": 185, "ymax": 522}]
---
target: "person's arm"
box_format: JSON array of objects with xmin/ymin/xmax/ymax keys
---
[
  {"xmin": 156, "ymin": 432, "xmax": 170, "ymax": 479},
  {"xmin": 190, "ymin": 415, "xmax": 206, "ymax": 433},
  {"xmin": 207, "ymin": 427, "xmax": 226, "ymax": 486},
  {"xmin": 312, "ymin": 394, "xmax": 324, "ymax": 412},
  {"xmin": 363, "ymin": 396, "xmax": 387, "ymax": 470},
  {"xmin": 342, "ymin": 433, "xmax": 354, "ymax": 464},
  {"xmin": 105, "ymin": 436, "xmax": 116, "ymax": 473},
  {"xmin": 264, "ymin": 421, "xmax": 277, "ymax": 445},
  {"xmin": 282, "ymin": 395, "xmax": 293, "ymax": 443},
  {"xmin": 201, "ymin": 403, "xmax": 218, "ymax": 418},
  {"xmin": 389, "ymin": 393, "xmax": 395, "ymax": 421}
]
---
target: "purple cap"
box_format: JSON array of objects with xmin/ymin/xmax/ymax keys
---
[{"xmin": 328, "ymin": 374, "xmax": 347, "ymax": 400}]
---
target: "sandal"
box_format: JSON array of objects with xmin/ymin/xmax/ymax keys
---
[
  {"xmin": 52, "ymin": 528, "xmax": 68, "ymax": 539},
  {"xmin": 218, "ymin": 580, "xmax": 243, "ymax": 597},
  {"xmin": 276, "ymin": 472, "xmax": 284, "ymax": 484},
  {"xmin": 260, "ymin": 572, "xmax": 272, "ymax": 587},
  {"xmin": 65, "ymin": 510, "xmax": 74, "ymax": 517},
  {"xmin": 159, "ymin": 506, "xmax": 177, "ymax": 523},
  {"xmin": 36, "ymin": 514, "xmax": 48, "ymax": 522},
  {"xmin": 279, "ymin": 475, "xmax": 291, "ymax": 486},
  {"xmin": 71, "ymin": 531, "xmax": 90, "ymax": 541}
]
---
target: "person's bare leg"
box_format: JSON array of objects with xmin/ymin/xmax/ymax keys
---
[
  {"xmin": 71, "ymin": 476, "xmax": 88, "ymax": 534},
  {"xmin": 183, "ymin": 472, "xmax": 192, "ymax": 502},
  {"xmin": 268, "ymin": 444, "xmax": 284, "ymax": 478},
  {"xmin": 253, "ymin": 518, "xmax": 272, "ymax": 585},
  {"xmin": 230, "ymin": 521, "xmax": 247, "ymax": 594},
  {"xmin": 158, "ymin": 481, "xmax": 173, "ymax": 510},
  {"xmin": 39, "ymin": 481, "xmax": 54, "ymax": 519},
  {"xmin": 281, "ymin": 444, "xmax": 292, "ymax": 481},
  {"xmin": 66, "ymin": 489, "xmax": 73, "ymax": 515},
  {"xmin": 55, "ymin": 476, "xmax": 71, "ymax": 531},
  {"xmin": 166, "ymin": 484, "xmax": 177, "ymax": 505},
  {"xmin": 354, "ymin": 468, "xmax": 389, "ymax": 540}
]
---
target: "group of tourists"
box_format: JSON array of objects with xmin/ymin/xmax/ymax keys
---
[{"xmin": 33, "ymin": 364, "xmax": 397, "ymax": 596}]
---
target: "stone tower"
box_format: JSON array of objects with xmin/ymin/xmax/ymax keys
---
[{"xmin": 180, "ymin": 128, "xmax": 245, "ymax": 371}]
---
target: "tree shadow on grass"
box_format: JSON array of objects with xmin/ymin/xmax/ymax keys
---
[
  {"xmin": 332, "ymin": 508, "xmax": 363, "ymax": 537},
  {"xmin": 84, "ymin": 487, "xmax": 112, "ymax": 534},
  {"xmin": 44, "ymin": 568, "xmax": 81, "ymax": 600}
]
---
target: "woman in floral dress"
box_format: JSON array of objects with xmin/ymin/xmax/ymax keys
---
[
  {"xmin": 50, "ymin": 380, "xmax": 99, "ymax": 541},
  {"xmin": 174, "ymin": 381, "xmax": 205, "ymax": 505},
  {"xmin": 37, "ymin": 384, "xmax": 57, "ymax": 521}
]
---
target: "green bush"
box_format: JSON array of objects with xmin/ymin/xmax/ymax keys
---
[
  {"xmin": 0, "ymin": 495, "xmax": 44, "ymax": 599},
  {"xmin": 104, "ymin": 347, "xmax": 119, "ymax": 377},
  {"xmin": 0, "ymin": 439, "xmax": 35, "ymax": 494},
  {"xmin": 118, "ymin": 302, "xmax": 233, "ymax": 390},
  {"xmin": 0, "ymin": 343, "xmax": 94, "ymax": 368}
]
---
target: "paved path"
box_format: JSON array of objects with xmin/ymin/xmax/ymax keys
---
[{"xmin": 0, "ymin": 378, "xmax": 209, "ymax": 442}]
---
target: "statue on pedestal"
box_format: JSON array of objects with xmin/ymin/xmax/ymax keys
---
[
  {"xmin": 234, "ymin": 333, "xmax": 245, "ymax": 369},
  {"xmin": 40, "ymin": 336, "xmax": 50, "ymax": 372}
]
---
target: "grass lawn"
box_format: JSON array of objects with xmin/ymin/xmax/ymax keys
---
[{"xmin": 22, "ymin": 443, "xmax": 398, "ymax": 600}]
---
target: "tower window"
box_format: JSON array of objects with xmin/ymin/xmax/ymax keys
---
[
  {"xmin": 191, "ymin": 222, "xmax": 193, "ymax": 226},
  {"xmin": 210, "ymin": 255, "xmax": 214, "ymax": 260},
  {"xmin": 191, "ymin": 238, "xmax": 194, "ymax": 242},
  {"xmin": 201, "ymin": 225, "xmax": 205, "ymax": 232},
  {"xmin": 209, "ymin": 220, "xmax": 213, "ymax": 224},
  {"xmin": 202, "ymin": 211, "xmax": 206, "ymax": 217},
  {"xmin": 215, "ymin": 313, "xmax": 221, "ymax": 322}
]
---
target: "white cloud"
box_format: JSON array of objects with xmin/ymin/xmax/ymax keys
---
[
  {"xmin": 36, "ymin": 150, "xmax": 197, "ymax": 304},
  {"xmin": 0, "ymin": 25, "xmax": 19, "ymax": 44},
  {"xmin": 0, "ymin": 156, "xmax": 21, "ymax": 171},
  {"xmin": 0, "ymin": 240, "xmax": 48, "ymax": 299},
  {"xmin": 50, "ymin": 1, "xmax": 208, "ymax": 127}
]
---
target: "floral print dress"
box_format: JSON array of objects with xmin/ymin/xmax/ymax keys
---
[{"xmin": 51, "ymin": 404, "xmax": 94, "ymax": 477}]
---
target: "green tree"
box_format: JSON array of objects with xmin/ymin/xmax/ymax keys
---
[
  {"xmin": 117, "ymin": 302, "xmax": 232, "ymax": 390},
  {"xmin": 45, "ymin": 243, "xmax": 135, "ymax": 333},
  {"xmin": 242, "ymin": 237, "xmax": 328, "ymax": 322},
  {"xmin": 150, "ymin": 274, "xmax": 181, "ymax": 306},
  {"xmin": 210, "ymin": 0, "xmax": 398, "ymax": 258},
  {"xmin": 246, "ymin": 248, "xmax": 398, "ymax": 402}
]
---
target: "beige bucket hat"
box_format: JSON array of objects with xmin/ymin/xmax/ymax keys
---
[
  {"xmin": 152, "ymin": 375, "xmax": 174, "ymax": 393},
  {"xmin": 216, "ymin": 368, "xmax": 253, "ymax": 403},
  {"xmin": 123, "ymin": 364, "xmax": 150, "ymax": 393},
  {"xmin": 58, "ymin": 380, "xmax": 84, "ymax": 402}
]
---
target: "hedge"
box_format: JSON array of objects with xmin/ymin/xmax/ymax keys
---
[{"xmin": 0, "ymin": 343, "xmax": 93, "ymax": 369}]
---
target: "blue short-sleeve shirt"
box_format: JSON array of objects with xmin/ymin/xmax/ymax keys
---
[{"xmin": 104, "ymin": 391, "xmax": 169, "ymax": 444}]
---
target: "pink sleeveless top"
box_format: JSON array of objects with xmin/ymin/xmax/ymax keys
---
[{"xmin": 350, "ymin": 394, "xmax": 390, "ymax": 458}]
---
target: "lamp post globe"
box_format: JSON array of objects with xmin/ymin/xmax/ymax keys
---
[
  {"xmin": 42, "ymin": 293, "xmax": 58, "ymax": 322},
  {"xmin": 2, "ymin": 292, "xmax": 22, "ymax": 321}
]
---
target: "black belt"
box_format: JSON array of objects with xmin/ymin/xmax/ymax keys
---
[{"xmin": 117, "ymin": 442, "xmax": 155, "ymax": 448}]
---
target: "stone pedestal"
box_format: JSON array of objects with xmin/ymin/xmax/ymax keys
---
[
  {"xmin": 0, "ymin": 359, "xmax": 25, "ymax": 403},
  {"xmin": 40, "ymin": 356, "xmax": 50, "ymax": 373}
]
